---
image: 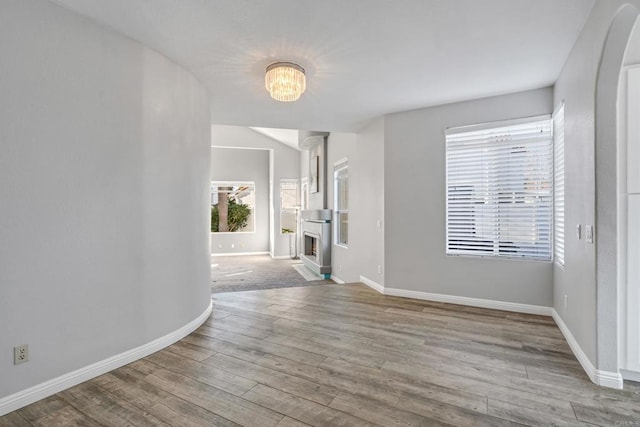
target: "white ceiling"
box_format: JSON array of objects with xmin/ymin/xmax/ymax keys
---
[{"xmin": 51, "ymin": 0, "xmax": 594, "ymax": 133}]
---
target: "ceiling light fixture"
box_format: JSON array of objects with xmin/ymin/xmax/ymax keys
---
[{"xmin": 265, "ymin": 62, "xmax": 306, "ymax": 102}]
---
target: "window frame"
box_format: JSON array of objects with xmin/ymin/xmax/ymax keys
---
[
  {"xmin": 334, "ymin": 158, "xmax": 349, "ymax": 248},
  {"xmin": 210, "ymin": 181, "xmax": 256, "ymax": 234},
  {"xmin": 280, "ymin": 178, "xmax": 299, "ymax": 235},
  {"xmin": 553, "ymin": 103, "xmax": 566, "ymax": 267},
  {"xmin": 445, "ymin": 115, "xmax": 553, "ymax": 261}
]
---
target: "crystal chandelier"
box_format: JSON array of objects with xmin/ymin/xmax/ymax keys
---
[{"xmin": 265, "ymin": 62, "xmax": 306, "ymax": 102}]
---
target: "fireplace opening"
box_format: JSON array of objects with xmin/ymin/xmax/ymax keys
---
[{"xmin": 304, "ymin": 233, "xmax": 319, "ymax": 259}]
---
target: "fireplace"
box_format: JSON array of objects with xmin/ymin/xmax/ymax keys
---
[
  {"xmin": 300, "ymin": 209, "xmax": 332, "ymax": 278},
  {"xmin": 305, "ymin": 234, "xmax": 318, "ymax": 258}
]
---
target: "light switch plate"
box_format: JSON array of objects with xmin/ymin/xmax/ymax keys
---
[{"xmin": 586, "ymin": 225, "xmax": 594, "ymax": 244}]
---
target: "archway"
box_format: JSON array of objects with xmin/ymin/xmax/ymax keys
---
[{"xmin": 595, "ymin": 3, "xmax": 640, "ymax": 384}]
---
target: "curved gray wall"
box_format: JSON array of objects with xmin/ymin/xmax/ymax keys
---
[{"xmin": 0, "ymin": 0, "xmax": 211, "ymax": 400}]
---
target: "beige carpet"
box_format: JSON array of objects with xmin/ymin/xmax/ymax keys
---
[{"xmin": 211, "ymin": 254, "xmax": 333, "ymax": 293}]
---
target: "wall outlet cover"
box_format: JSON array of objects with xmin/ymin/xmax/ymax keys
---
[{"xmin": 14, "ymin": 344, "xmax": 29, "ymax": 365}]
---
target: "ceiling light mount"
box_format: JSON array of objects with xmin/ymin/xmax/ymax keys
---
[{"xmin": 265, "ymin": 62, "xmax": 306, "ymax": 102}]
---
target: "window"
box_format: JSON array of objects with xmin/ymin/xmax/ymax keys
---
[
  {"xmin": 280, "ymin": 179, "xmax": 299, "ymax": 234},
  {"xmin": 334, "ymin": 159, "xmax": 349, "ymax": 246},
  {"xmin": 210, "ymin": 182, "xmax": 255, "ymax": 233},
  {"xmin": 445, "ymin": 116, "xmax": 553, "ymax": 260},
  {"xmin": 553, "ymin": 104, "xmax": 565, "ymax": 265}
]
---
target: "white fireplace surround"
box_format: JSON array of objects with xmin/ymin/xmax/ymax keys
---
[{"xmin": 300, "ymin": 209, "xmax": 332, "ymax": 278}]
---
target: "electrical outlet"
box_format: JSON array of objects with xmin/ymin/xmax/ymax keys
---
[
  {"xmin": 14, "ymin": 344, "xmax": 28, "ymax": 365},
  {"xmin": 564, "ymin": 294, "xmax": 568, "ymax": 311},
  {"xmin": 378, "ymin": 265, "xmax": 382, "ymax": 274}
]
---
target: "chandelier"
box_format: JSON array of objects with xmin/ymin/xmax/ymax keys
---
[{"xmin": 265, "ymin": 62, "xmax": 306, "ymax": 102}]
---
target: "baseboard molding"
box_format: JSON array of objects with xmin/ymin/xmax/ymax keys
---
[
  {"xmin": 271, "ymin": 255, "xmax": 293, "ymax": 260},
  {"xmin": 358, "ymin": 278, "xmax": 551, "ymax": 316},
  {"xmin": 552, "ymin": 310, "xmax": 623, "ymax": 389},
  {"xmin": 383, "ymin": 287, "xmax": 553, "ymax": 316},
  {"xmin": 359, "ymin": 275, "xmax": 384, "ymax": 293},
  {"xmin": 621, "ymin": 369, "xmax": 640, "ymax": 383},
  {"xmin": 211, "ymin": 251, "xmax": 269, "ymax": 257},
  {"xmin": 363, "ymin": 281, "xmax": 623, "ymax": 389},
  {"xmin": 0, "ymin": 299, "xmax": 213, "ymax": 416},
  {"xmin": 331, "ymin": 275, "xmax": 345, "ymax": 284}
]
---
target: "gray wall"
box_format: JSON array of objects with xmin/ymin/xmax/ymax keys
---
[
  {"xmin": 211, "ymin": 148, "xmax": 270, "ymax": 254},
  {"xmin": 625, "ymin": 16, "xmax": 640, "ymax": 65},
  {"xmin": 211, "ymin": 126, "xmax": 301, "ymax": 258},
  {"xmin": 307, "ymin": 139, "xmax": 327, "ymax": 211},
  {"xmin": 384, "ymin": 88, "xmax": 554, "ymax": 306},
  {"xmin": 0, "ymin": 0, "xmax": 211, "ymax": 400},
  {"xmin": 355, "ymin": 118, "xmax": 386, "ymax": 285}
]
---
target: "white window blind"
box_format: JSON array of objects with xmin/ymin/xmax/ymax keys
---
[
  {"xmin": 446, "ymin": 116, "xmax": 553, "ymax": 260},
  {"xmin": 553, "ymin": 104, "xmax": 565, "ymax": 265}
]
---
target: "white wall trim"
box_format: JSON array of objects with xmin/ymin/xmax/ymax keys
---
[
  {"xmin": 211, "ymin": 251, "xmax": 269, "ymax": 257},
  {"xmin": 357, "ymin": 278, "xmax": 624, "ymax": 389},
  {"xmin": 358, "ymin": 279, "xmax": 551, "ymax": 316},
  {"xmin": 333, "ymin": 156, "xmax": 349, "ymax": 167},
  {"xmin": 552, "ymin": 310, "xmax": 623, "ymax": 389},
  {"xmin": 331, "ymin": 275, "xmax": 345, "ymax": 284},
  {"xmin": 621, "ymin": 369, "xmax": 640, "ymax": 383},
  {"xmin": 359, "ymin": 275, "xmax": 384, "ymax": 293},
  {"xmin": 271, "ymin": 255, "xmax": 292, "ymax": 260},
  {"xmin": 384, "ymin": 287, "xmax": 552, "ymax": 316},
  {"xmin": 0, "ymin": 300, "xmax": 213, "ymax": 416}
]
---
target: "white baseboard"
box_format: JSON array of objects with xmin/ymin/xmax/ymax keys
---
[
  {"xmin": 383, "ymin": 287, "xmax": 553, "ymax": 316},
  {"xmin": 0, "ymin": 300, "xmax": 213, "ymax": 416},
  {"xmin": 271, "ymin": 255, "xmax": 293, "ymax": 260},
  {"xmin": 359, "ymin": 275, "xmax": 384, "ymax": 293},
  {"xmin": 552, "ymin": 310, "xmax": 623, "ymax": 389},
  {"xmin": 211, "ymin": 251, "xmax": 269, "ymax": 257},
  {"xmin": 361, "ymin": 280, "xmax": 623, "ymax": 389},
  {"xmin": 331, "ymin": 275, "xmax": 345, "ymax": 284},
  {"xmin": 621, "ymin": 369, "xmax": 640, "ymax": 383},
  {"xmin": 359, "ymin": 279, "xmax": 623, "ymax": 390}
]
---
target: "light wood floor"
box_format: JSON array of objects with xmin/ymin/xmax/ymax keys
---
[{"xmin": 2, "ymin": 283, "xmax": 640, "ymax": 426}]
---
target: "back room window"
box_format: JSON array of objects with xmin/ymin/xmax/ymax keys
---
[{"xmin": 211, "ymin": 182, "xmax": 256, "ymax": 233}]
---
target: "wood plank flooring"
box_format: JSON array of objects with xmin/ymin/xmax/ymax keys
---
[{"xmin": 2, "ymin": 283, "xmax": 640, "ymax": 426}]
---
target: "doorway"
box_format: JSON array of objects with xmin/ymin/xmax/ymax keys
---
[{"xmin": 618, "ymin": 16, "xmax": 640, "ymax": 382}]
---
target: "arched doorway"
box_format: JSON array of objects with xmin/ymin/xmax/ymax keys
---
[
  {"xmin": 595, "ymin": 3, "xmax": 640, "ymax": 385},
  {"xmin": 612, "ymin": 6, "xmax": 640, "ymax": 383}
]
